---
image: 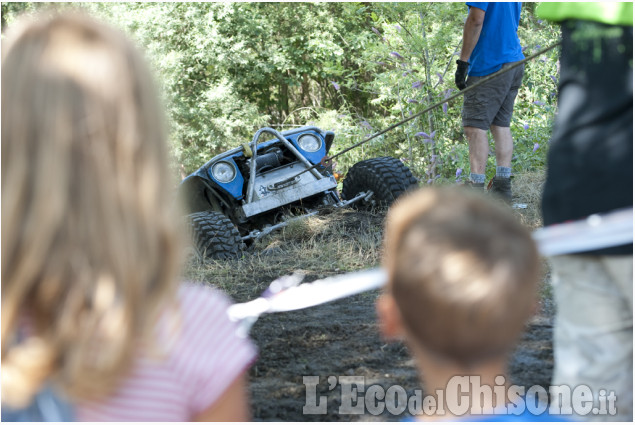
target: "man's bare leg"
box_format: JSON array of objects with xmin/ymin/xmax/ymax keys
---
[
  {"xmin": 490, "ymin": 125, "xmax": 513, "ymax": 168},
  {"xmin": 464, "ymin": 126, "xmax": 489, "ymax": 186}
]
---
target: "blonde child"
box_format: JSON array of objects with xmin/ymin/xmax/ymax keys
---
[{"xmin": 2, "ymin": 12, "xmax": 256, "ymax": 421}]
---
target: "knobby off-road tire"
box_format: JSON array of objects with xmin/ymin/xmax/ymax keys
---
[
  {"xmin": 341, "ymin": 156, "xmax": 419, "ymax": 209},
  {"xmin": 188, "ymin": 210, "xmax": 244, "ymax": 260}
]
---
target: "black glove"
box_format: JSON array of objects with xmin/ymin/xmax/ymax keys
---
[{"xmin": 455, "ymin": 59, "xmax": 469, "ymax": 90}]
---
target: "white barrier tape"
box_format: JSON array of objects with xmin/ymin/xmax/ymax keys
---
[
  {"xmin": 533, "ymin": 207, "xmax": 632, "ymax": 256},
  {"xmin": 227, "ymin": 207, "xmax": 633, "ymax": 330},
  {"xmin": 227, "ymin": 268, "xmax": 386, "ymax": 335}
]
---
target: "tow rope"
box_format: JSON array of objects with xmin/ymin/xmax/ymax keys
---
[
  {"xmin": 227, "ymin": 206, "xmax": 632, "ymax": 335},
  {"xmin": 275, "ymin": 41, "xmax": 561, "ymax": 187}
]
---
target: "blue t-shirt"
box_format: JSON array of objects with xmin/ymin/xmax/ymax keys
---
[{"xmin": 465, "ymin": 2, "xmax": 525, "ymax": 76}]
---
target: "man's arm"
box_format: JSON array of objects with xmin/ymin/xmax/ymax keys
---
[{"xmin": 460, "ymin": 6, "xmax": 485, "ymax": 61}]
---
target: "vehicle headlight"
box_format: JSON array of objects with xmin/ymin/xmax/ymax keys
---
[
  {"xmin": 211, "ymin": 161, "xmax": 236, "ymax": 183},
  {"xmin": 298, "ymin": 134, "xmax": 322, "ymax": 152}
]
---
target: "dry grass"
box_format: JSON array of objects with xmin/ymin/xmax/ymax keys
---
[
  {"xmin": 510, "ymin": 170, "xmax": 546, "ymax": 229},
  {"xmin": 182, "ymin": 209, "xmax": 386, "ymax": 302},
  {"xmin": 183, "ymin": 170, "xmax": 550, "ymax": 302}
]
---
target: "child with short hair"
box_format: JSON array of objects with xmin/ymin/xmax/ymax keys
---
[{"xmin": 377, "ymin": 187, "xmax": 565, "ymax": 421}]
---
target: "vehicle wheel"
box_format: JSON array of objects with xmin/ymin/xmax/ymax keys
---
[
  {"xmin": 188, "ymin": 210, "xmax": 244, "ymax": 260},
  {"xmin": 341, "ymin": 156, "xmax": 418, "ymax": 209}
]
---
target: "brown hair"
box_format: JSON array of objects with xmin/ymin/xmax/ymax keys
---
[
  {"xmin": 1, "ymin": 12, "xmax": 183, "ymax": 406},
  {"xmin": 383, "ymin": 187, "xmax": 539, "ymax": 366}
]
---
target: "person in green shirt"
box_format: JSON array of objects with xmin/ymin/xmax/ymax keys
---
[{"xmin": 536, "ymin": 2, "xmax": 633, "ymax": 422}]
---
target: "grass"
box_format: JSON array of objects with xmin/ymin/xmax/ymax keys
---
[
  {"xmin": 510, "ymin": 170, "xmax": 546, "ymax": 229},
  {"xmin": 182, "ymin": 209, "xmax": 386, "ymax": 302},
  {"xmin": 182, "ymin": 169, "xmax": 550, "ymax": 304}
]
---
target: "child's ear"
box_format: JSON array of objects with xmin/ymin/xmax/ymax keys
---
[{"xmin": 376, "ymin": 292, "xmax": 406, "ymax": 340}]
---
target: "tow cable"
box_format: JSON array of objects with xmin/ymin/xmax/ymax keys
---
[{"xmin": 273, "ymin": 41, "xmax": 561, "ymax": 189}]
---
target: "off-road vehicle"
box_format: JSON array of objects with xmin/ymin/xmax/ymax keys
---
[{"xmin": 177, "ymin": 126, "xmax": 418, "ymax": 259}]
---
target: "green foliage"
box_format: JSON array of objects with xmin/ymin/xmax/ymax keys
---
[
  {"xmin": 1, "ymin": 2, "xmax": 46, "ymax": 31},
  {"xmin": 2, "ymin": 2, "xmax": 560, "ymax": 180}
]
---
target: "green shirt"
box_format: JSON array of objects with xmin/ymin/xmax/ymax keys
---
[{"xmin": 536, "ymin": 2, "xmax": 633, "ymax": 26}]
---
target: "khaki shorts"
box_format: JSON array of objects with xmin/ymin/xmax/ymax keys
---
[{"xmin": 462, "ymin": 62, "xmax": 525, "ymax": 130}]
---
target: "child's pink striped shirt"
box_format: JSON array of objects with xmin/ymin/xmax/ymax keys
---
[{"xmin": 77, "ymin": 284, "xmax": 257, "ymax": 421}]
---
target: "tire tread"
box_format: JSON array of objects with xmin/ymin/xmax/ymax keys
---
[
  {"xmin": 189, "ymin": 211, "xmax": 244, "ymax": 260},
  {"xmin": 342, "ymin": 157, "xmax": 419, "ymax": 208}
]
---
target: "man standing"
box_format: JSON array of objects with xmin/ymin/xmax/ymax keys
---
[
  {"xmin": 537, "ymin": 2, "xmax": 633, "ymax": 421},
  {"xmin": 455, "ymin": 2, "xmax": 525, "ymax": 202}
]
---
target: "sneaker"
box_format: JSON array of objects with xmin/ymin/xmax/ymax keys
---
[{"xmin": 489, "ymin": 176, "xmax": 512, "ymax": 203}]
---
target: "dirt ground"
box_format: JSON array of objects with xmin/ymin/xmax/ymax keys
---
[
  {"xmin": 201, "ymin": 179, "xmax": 555, "ymax": 421},
  {"xmin": 245, "ymin": 279, "xmax": 555, "ymax": 421}
]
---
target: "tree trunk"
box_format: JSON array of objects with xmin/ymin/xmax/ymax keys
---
[
  {"xmin": 302, "ymin": 72, "xmax": 310, "ymax": 107},
  {"xmin": 279, "ymin": 79, "xmax": 289, "ymax": 121}
]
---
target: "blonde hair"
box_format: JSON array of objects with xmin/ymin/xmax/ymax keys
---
[
  {"xmin": 383, "ymin": 187, "xmax": 539, "ymax": 366},
  {"xmin": 1, "ymin": 12, "xmax": 184, "ymax": 406}
]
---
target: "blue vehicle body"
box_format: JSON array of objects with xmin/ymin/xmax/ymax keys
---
[
  {"xmin": 177, "ymin": 126, "xmax": 342, "ymax": 240},
  {"xmin": 183, "ymin": 128, "xmax": 329, "ymax": 201}
]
